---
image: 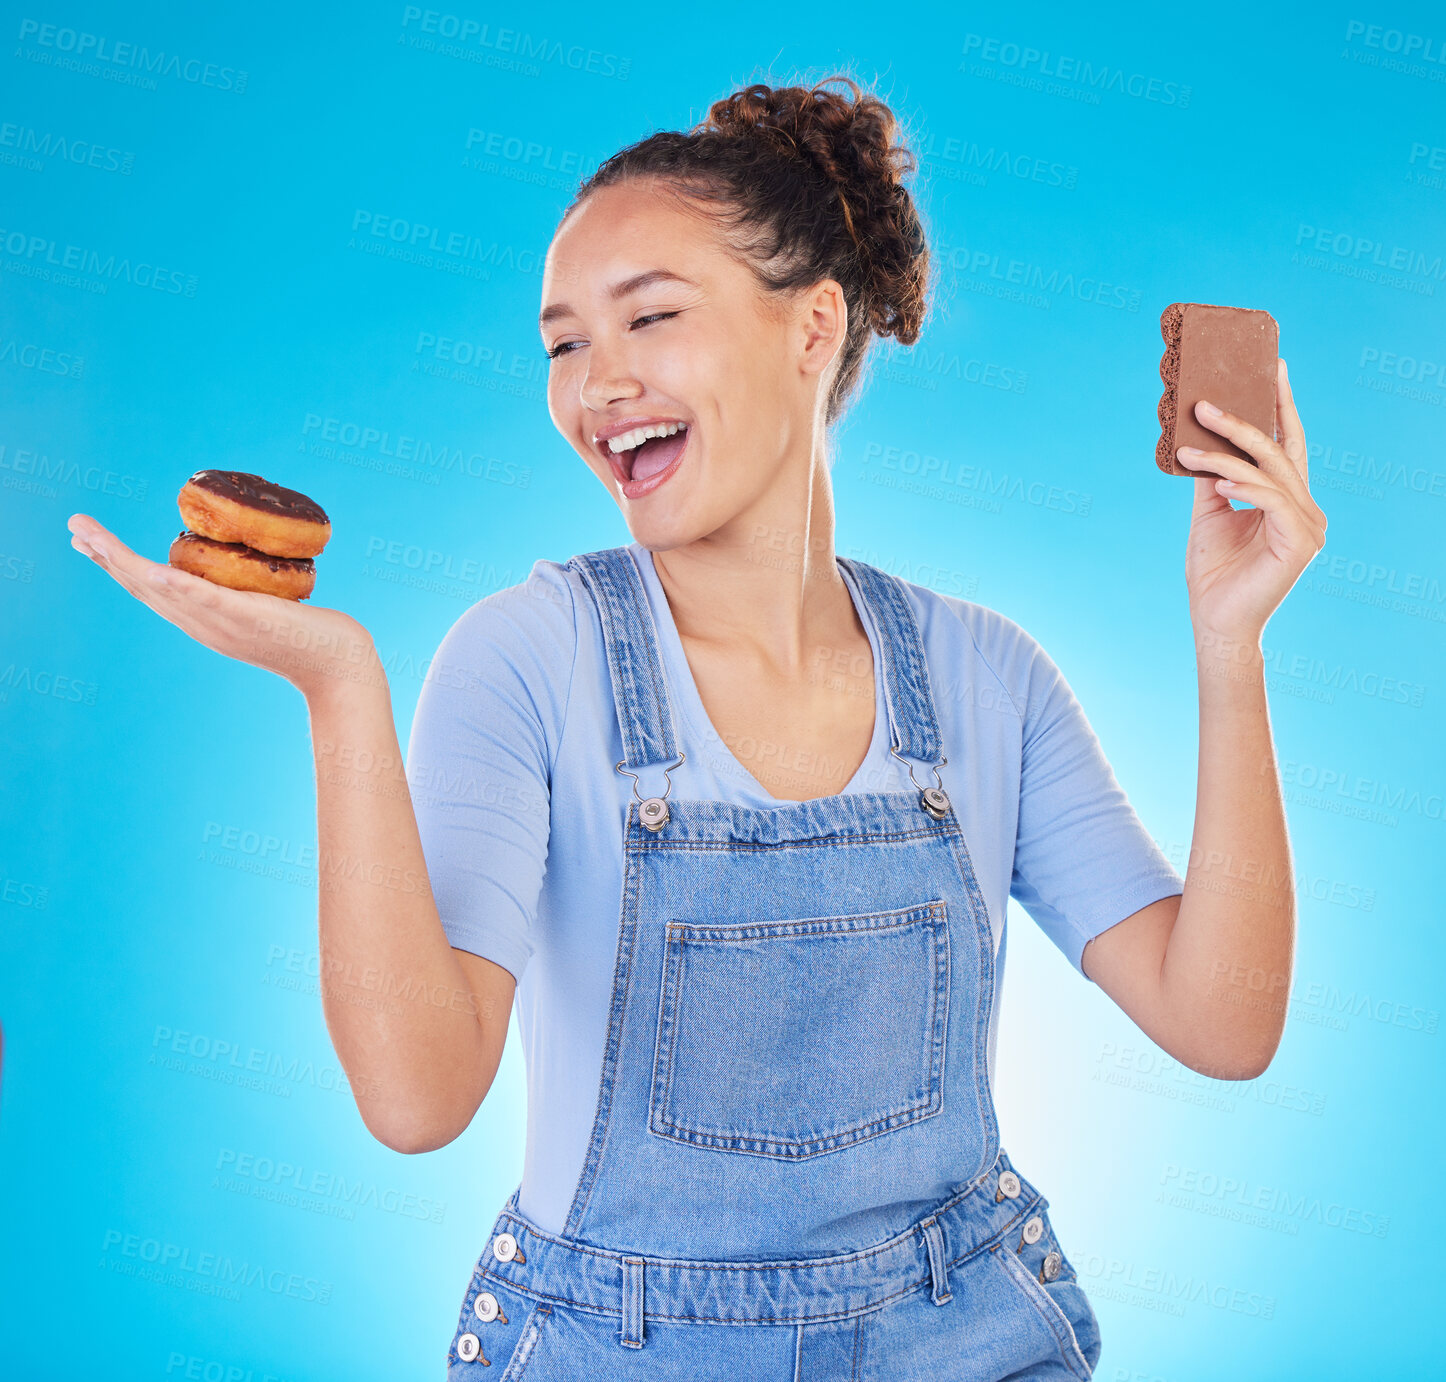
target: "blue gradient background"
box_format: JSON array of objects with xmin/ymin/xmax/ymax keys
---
[{"xmin": 3, "ymin": 3, "xmax": 1443, "ymax": 1378}]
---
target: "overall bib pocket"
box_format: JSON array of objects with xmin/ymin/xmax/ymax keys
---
[{"xmin": 647, "ymin": 899, "xmax": 951, "ymax": 1159}]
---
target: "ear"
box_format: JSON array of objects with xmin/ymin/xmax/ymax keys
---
[{"xmin": 795, "ymin": 279, "xmax": 848, "ymax": 378}]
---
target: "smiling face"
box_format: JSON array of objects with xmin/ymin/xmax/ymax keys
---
[{"xmin": 539, "ymin": 179, "xmax": 845, "ymax": 550}]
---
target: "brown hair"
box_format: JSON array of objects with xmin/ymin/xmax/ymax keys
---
[{"xmin": 564, "ymin": 73, "xmax": 931, "ymax": 427}]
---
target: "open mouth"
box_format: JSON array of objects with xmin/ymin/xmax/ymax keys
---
[
  {"xmin": 600, "ymin": 422, "xmax": 691, "ymax": 485},
  {"xmin": 623, "ymin": 429, "xmax": 688, "ymax": 482}
]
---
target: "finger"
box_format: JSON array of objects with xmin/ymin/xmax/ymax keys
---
[
  {"xmin": 68, "ymin": 517, "xmax": 199, "ymax": 616},
  {"xmin": 67, "ymin": 515, "xmax": 142, "ymax": 574},
  {"xmin": 91, "ymin": 548, "xmax": 232, "ymax": 642},
  {"xmin": 1191, "ymin": 470, "xmax": 1237, "ymax": 522},
  {"xmin": 1275, "ymin": 359, "xmax": 1309, "ymax": 478},
  {"xmin": 1177, "ymin": 447, "xmax": 1277, "ymax": 484},
  {"xmin": 68, "ymin": 513, "xmax": 121, "ymax": 555},
  {"xmin": 1268, "ymin": 362, "xmax": 1326, "ymax": 527},
  {"xmin": 1183, "ymin": 448, "xmax": 1312, "ymax": 527},
  {"xmin": 73, "ymin": 521, "xmax": 157, "ymax": 579},
  {"xmin": 1212, "ymin": 476, "xmax": 1325, "ymax": 552},
  {"xmin": 1191, "ymin": 398, "xmax": 1314, "ymax": 512},
  {"xmin": 1191, "ymin": 398, "xmax": 1285, "ymax": 472},
  {"xmin": 1179, "ymin": 447, "xmax": 1245, "ymax": 510},
  {"xmin": 80, "ymin": 542, "xmax": 158, "ymax": 605},
  {"xmin": 1178, "ymin": 448, "xmax": 1308, "ymax": 531}
]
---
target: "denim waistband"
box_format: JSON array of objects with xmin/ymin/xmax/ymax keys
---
[{"xmin": 476, "ymin": 1146, "xmax": 1050, "ymax": 1329}]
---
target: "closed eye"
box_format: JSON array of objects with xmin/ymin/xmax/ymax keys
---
[{"xmin": 545, "ymin": 311, "xmax": 681, "ymax": 360}]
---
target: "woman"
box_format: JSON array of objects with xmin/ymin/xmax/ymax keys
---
[{"xmin": 70, "ymin": 73, "xmax": 1324, "ymax": 1381}]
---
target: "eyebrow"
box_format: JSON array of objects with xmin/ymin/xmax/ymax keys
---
[{"xmin": 538, "ymin": 269, "xmax": 699, "ymax": 329}]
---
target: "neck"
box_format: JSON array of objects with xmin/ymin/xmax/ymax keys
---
[{"xmin": 646, "ymin": 458, "xmax": 853, "ymax": 676}]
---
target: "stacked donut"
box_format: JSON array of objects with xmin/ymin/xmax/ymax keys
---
[{"xmin": 169, "ymin": 470, "xmax": 331, "ymax": 601}]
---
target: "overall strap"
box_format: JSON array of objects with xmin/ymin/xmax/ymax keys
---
[
  {"xmin": 568, "ymin": 546, "xmax": 945, "ymax": 774},
  {"xmin": 837, "ymin": 556, "xmax": 946, "ymax": 768},
  {"xmin": 567, "ymin": 547, "xmax": 680, "ymax": 770}
]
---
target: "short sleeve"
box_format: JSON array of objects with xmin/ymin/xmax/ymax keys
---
[
  {"xmin": 405, "ymin": 561, "xmax": 577, "ymax": 982},
  {"xmin": 1009, "ymin": 633, "xmax": 1185, "ymax": 981}
]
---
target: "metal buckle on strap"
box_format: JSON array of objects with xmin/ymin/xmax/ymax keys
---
[
  {"xmin": 615, "ymin": 753, "xmax": 686, "ymax": 832},
  {"xmin": 889, "ymin": 745, "xmax": 951, "ymax": 819}
]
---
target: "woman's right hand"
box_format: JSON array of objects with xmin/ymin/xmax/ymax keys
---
[{"xmin": 68, "ymin": 513, "xmax": 384, "ymax": 701}]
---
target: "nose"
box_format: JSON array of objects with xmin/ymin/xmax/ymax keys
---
[{"xmin": 578, "ymin": 333, "xmax": 643, "ymax": 413}]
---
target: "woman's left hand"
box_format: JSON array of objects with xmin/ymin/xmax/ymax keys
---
[{"xmin": 1175, "ymin": 359, "xmax": 1327, "ymax": 644}]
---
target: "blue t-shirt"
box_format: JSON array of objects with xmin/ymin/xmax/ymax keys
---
[{"xmin": 406, "ymin": 542, "xmax": 1184, "ymax": 1234}]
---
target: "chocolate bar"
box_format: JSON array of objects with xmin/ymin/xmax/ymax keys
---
[{"xmin": 1156, "ymin": 303, "xmax": 1279, "ymax": 478}]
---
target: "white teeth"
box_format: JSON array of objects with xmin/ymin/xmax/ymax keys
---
[{"xmin": 606, "ymin": 421, "xmax": 686, "ymax": 454}]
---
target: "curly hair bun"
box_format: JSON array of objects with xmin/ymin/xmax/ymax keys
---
[
  {"xmin": 700, "ymin": 75, "xmax": 929, "ymax": 346},
  {"xmin": 570, "ymin": 72, "xmax": 932, "ymax": 425}
]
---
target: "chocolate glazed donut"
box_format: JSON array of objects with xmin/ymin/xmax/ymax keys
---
[
  {"xmin": 178, "ymin": 470, "xmax": 332, "ymax": 558},
  {"xmin": 168, "ymin": 531, "xmax": 317, "ymax": 601}
]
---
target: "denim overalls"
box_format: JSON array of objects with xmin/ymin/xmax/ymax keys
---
[{"xmin": 445, "ymin": 547, "xmax": 1102, "ymax": 1380}]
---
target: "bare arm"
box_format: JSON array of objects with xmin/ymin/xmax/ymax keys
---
[
  {"xmin": 69, "ymin": 513, "xmax": 514, "ymax": 1152},
  {"xmin": 306, "ymin": 666, "xmax": 516, "ymax": 1152},
  {"xmin": 1081, "ymin": 360, "xmax": 1325, "ymax": 1079},
  {"xmin": 1083, "ymin": 633, "xmax": 1293, "ymax": 1079}
]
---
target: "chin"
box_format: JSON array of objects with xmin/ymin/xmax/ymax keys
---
[{"xmin": 617, "ymin": 509, "xmax": 712, "ymax": 555}]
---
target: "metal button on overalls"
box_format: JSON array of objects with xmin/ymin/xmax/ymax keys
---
[
  {"xmin": 472, "ymin": 1290, "xmax": 499, "ymax": 1322},
  {"xmin": 454, "ymin": 547, "xmax": 1103, "ymax": 1381},
  {"xmin": 921, "ymin": 784, "xmax": 950, "ymax": 818}
]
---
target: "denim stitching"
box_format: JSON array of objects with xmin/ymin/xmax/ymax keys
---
[
  {"xmin": 941, "ymin": 819, "xmax": 1001, "ymax": 1183},
  {"xmin": 646, "ymin": 921, "xmax": 686, "ymax": 1149},
  {"xmin": 475, "ymin": 1213, "xmax": 1034, "ymax": 1327},
  {"xmin": 568, "ymin": 554, "xmax": 640, "ymax": 765},
  {"xmin": 496, "ymin": 1165, "xmax": 1033, "ymax": 1273},
  {"xmin": 620, "ymin": 1256, "xmax": 645, "ymax": 1347},
  {"xmin": 662, "ymin": 900, "xmax": 945, "ymax": 941},
  {"xmin": 836, "ymin": 557, "xmax": 904, "ymax": 762},
  {"xmin": 648, "ymin": 1104, "xmax": 949, "ymax": 1160},
  {"xmin": 647, "ymin": 903, "xmax": 950, "ymax": 1157},
  {"xmin": 990, "ymin": 1243, "xmax": 1091, "ymax": 1380},
  {"xmin": 570, "ymin": 847, "xmax": 646, "ymax": 1237},
  {"xmin": 838, "ymin": 557, "xmax": 945, "ymax": 764},
  {"xmin": 497, "ymin": 1301, "xmax": 551, "ymax": 1382},
  {"xmin": 569, "ymin": 549, "xmax": 678, "ymax": 768},
  {"xmin": 620, "ymin": 545, "xmax": 686, "ymax": 763},
  {"xmin": 837, "ymin": 556, "xmax": 910, "ymax": 758},
  {"xmin": 619, "ymin": 794, "xmax": 950, "ymax": 843},
  {"xmin": 921, "ymin": 1217, "xmax": 953, "ymax": 1304},
  {"xmin": 561, "ymin": 816, "xmax": 644, "ymax": 1238},
  {"xmin": 475, "ymin": 1193, "xmax": 1046, "ymax": 1323},
  {"xmin": 631, "ymin": 826, "xmax": 945, "ymax": 852}
]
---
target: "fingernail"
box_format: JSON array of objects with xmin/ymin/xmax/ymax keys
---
[
  {"xmin": 1197, "ymin": 400, "xmax": 1222, "ymax": 418},
  {"xmin": 1178, "ymin": 447, "xmax": 1204, "ymax": 458},
  {"xmin": 89, "ymin": 540, "xmax": 109, "ymax": 560}
]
